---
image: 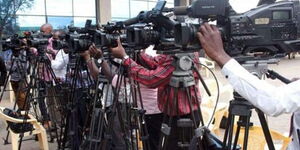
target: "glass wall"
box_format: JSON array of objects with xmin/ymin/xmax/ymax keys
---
[
  {"xmin": 111, "ymin": 0, "xmax": 174, "ymax": 21},
  {"xmin": 10, "ymin": 0, "xmax": 96, "ymax": 33}
]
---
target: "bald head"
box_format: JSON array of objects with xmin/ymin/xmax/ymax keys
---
[{"xmin": 40, "ymin": 23, "xmax": 53, "ymax": 34}]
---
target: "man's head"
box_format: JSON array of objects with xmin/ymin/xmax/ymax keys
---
[
  {"xmin": 52, "ymin": 30, "xmax": 60, "ymax": 41},
  {"xmin": 40, "ymin": 23, "xmax": 53, "ymax": 34}
]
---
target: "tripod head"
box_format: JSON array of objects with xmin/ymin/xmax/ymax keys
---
[{"xmin": 169, "ymin": 53, "xmax": 195, "ymax": 88}]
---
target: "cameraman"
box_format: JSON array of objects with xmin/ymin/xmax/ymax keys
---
[
  {"xmin": 198, "ymin": 23, "xmax": 300, "ymax": 150},
  {"xmin": 83, "ymin": 45, "xmax": 163, "ymax": 150},
  {"xmin": 5, "ymin": 38, "xmax": 30, "ymax": 110},
  {"xmin": 110, "ymin": 40, "xmax": 201, "ymax": 149},
  {"xmin": 33, "ymin": 23, "xmax": 57, "ymax": 129}
]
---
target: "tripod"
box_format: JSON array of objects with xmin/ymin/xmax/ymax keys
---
[
  {"xmin": 82, "ymin": 74, "xmax": 110, "ymax": 150},
  {"xmin": 222, "ymin": 60, "xmax": 277, "ymax": 150},
  {"xmin": 99, "ymin": 59, "xmax": 151, "ymax": 150},
  {"xmin": 7, "ymin": 45, "xmax": 64, "ymax": 150},
  {"xmin": 60, "ymin": 54, "xmax": 94, "ymax": 150},
  {"xmin": 222, "ymin": 93, "xmax": 275, "ymax": 150},
  {"xmin": 158, "ymin": 53, "xmax": 210, "ymax": 150}
]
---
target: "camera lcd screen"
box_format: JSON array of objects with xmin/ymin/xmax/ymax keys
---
[
  {"xmin": 272, "ymin": 10, "xmax": 291, "ymax": 20},
  {"xmin": 153, "ymin": 1, "xmax": 166, "ymax": 11}
]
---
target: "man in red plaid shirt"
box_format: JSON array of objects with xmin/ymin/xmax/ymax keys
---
[{"xmin": 110, "ymin": 40, "xmax": 202, "ymax": 149}]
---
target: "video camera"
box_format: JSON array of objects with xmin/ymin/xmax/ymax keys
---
[
  {"xmin": 123, "ymin": 1, "xmax": 176, "ymax": 51},
  {"xmin": 93, "ymin": 22, "xmax": 126, "ymax": 48},
  {"xmin": 173, "ymin": 0, "xmax": 300, "ymax": 58},
  {"xmin": 0, "ymin": 34, "xmax": 27, "ymax": 51},
  {"xmin": 53, "ymin": 20, "xmax": 126, "ymax": 53},
  {"xmin": 52, "ymin": 20, "xmax": 94, "ymax": 53},
  {"xmin": 121, "ymin": 0, "xmax": 300, "ymax": 58}
]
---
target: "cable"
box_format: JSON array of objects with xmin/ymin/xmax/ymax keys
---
[{"xmin": 196, "ymin": 62, "xmax": 220, "ymax": 128}]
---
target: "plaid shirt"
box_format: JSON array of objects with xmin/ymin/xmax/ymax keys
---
[{"xmin": 123, "ymin": 53, "xmax": 201, "ymax": 116}]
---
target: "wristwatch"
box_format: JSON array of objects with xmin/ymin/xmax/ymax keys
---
[
  {"xmin": 122, "ymin": 55, "xmax": 129, "ymax": 61},
  {"xmin": 97, "ymin": 57, "xmax": 104, "ymax": 65},
  {"xmin": 121, "ymin": 55, "xmax": 129, "ymax": 64}
]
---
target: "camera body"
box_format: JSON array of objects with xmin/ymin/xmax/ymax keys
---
[
  {"xmin": 174, "ymin": 0, "xmax": 300, "ymax": 58},
  {"xmin": 227, "ymin": 0, "xmax": 300, "ymax": 57},
  {"xmin": 1, "ymin": 34, "xmax": 26, "ymax": 51}
]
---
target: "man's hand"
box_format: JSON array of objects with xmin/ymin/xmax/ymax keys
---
[
  {"xmin": 89, "ymin": 44, "xmax": 102, "ymax": 59},
  {"xmin": 109, "ymin": 39, "xmax": 127, "ymax": 59},
  {"xmin": 80, "ymin": 50, "xmax": 91, "ymax": 61},
  {"xmin": 197, "ymin": 23, "xmax": 231, "ymax": 67},
  {"xmin": 46, "ymin": 48, "xmax": 57, "ymax": 55}
]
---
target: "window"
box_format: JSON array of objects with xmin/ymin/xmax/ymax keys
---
[
  {"xmin": 8, "ymin": 0, "xmax": 97, "ymax": 32},
  {"xmin": 16, "ymin": 0, "xmax": 45, "ymax": 15},
  {"xmin": 17, "ymin": 16, "xmax": 46, "ymax": 27},
  {"xmin": 130, "ymin": 1, "xmax": 148, "ymax": 17},
  {"xmin": 74, "ymin": 0, "xmax": 96, "ymax": 17},
  {"xmin": 46, "ymin": 0, "xmax": 73, "ymax": 16},
  {"xmin": 48, "ymin": 16, "xmax": 73, "ymax": 29},
  {"xmin": 111, "ymin": 0, "xmax": 130, "ymax": 19}
]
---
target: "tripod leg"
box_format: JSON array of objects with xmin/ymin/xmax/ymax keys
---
[
  {"xmin": 241, "ymin": 115, "xmax": 251, "ymax": 150},
  {"xmin": 256, "ymin": 109, "xmax": 275, "ymax": 150},
  {"xmin": 222, "ymin": 111, "xmax": 235, "ymax": 150},
  {"xmin": 158, "ymin": 86, "xmax": 169, "ymax": 150},
  {"xmin": 158, "ymin": 87, "xmax": 175, "ymax": 150},
  {"xmin": 232, "ymin": 117, "xmax": 242, "ymax": 150},
  {"xmin": 185, "ymin": 87, "xmax": 202, "ymax": 150},
  {"xmin": 222, "ymin": 111, "xmax": 230, "ymax": 149}
]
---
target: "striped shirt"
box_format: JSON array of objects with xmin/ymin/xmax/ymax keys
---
[{"xmin": 123, "ymin": 53, "xmax": 201, "ymax": 116}]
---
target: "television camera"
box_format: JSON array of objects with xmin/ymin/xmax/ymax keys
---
[
  {"xmin": 53, "ymin": 20, "xmax": 126, "ymax": 53},
  {"xmin": 173, "ymin": 0, "xmax": 300, "ymax": 58}
]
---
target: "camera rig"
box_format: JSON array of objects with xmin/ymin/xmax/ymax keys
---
[{"xmin": 173, "ymin": 0, "xmax": 300, "ymax": 58}]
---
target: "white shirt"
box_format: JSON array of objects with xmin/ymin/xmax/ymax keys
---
[
  {"xmin": 222, "ymin": 59, "xmax": 300, "ymax": 150},
  {"xmin": 51, "ymin": 49, "xmax": 69, "ymax": 80}
]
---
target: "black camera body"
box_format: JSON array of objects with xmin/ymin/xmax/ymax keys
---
[
  {"xmin": 122, "ymin": 1, "xmax": 176, "ymax": 51},
  {"xmin": 27, "ymin": 38, "xmax": 49, "ymax": 48},
  {"xmin": 227, "ymin": 0, "xmax": 300, "ymax": 57},
  {"xmin": 1, "ymin": 34, "xmax": 26, "ymax": 51},
  {"xmin": 53, "ymin": 32, "xmax": 92, "ymax": 53},
  {"xmin": 53, "ymin": 21, "xmax": 95, "ymax": 53},
  {"xmin": 174, "ymin": 0, "xmax": 300, "ymax": 58}
]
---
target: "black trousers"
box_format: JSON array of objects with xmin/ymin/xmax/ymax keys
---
[
  {"xmin": 145, "ymin": 113, "xmax": 164, "ymax": 150},
  {"xmin": 37, "ymin": 80, "xmax": 50, "ymax": 122}
]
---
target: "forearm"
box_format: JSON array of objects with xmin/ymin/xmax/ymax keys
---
[
  {"xmin": 86, "ymin": 59, "xmax": 100, "ymax": 80},
  {"xmin": 213, "ymin": 52, "xmax": 232, "ymax": 68},
  {"xmin": 222, "ymin": 59, "xmax": 300, "ymax": 116},
  {"xmin": 123, "ymin": 58, "xmax": 173, "ymax": 88},
  {"xmin": 86, "ymin": 59, "xmax": 113, "ymax": 82},
  {"xmin": 100, "ymin": 61, "xmax": 113, "ymax": 82}
]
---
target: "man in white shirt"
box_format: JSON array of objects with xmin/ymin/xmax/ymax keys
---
[
  {"xmin": 197, "ymin": 23, "xmax": 300, "ymax": 150},
  {"xmin": 51, "ymin": 47, "xmax": 69, "ymax": 81}
]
